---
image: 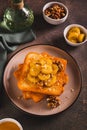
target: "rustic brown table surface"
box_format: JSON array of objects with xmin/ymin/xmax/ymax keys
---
[{"xmin": 0, "ymin": 0, "xmax": 87, "ymax": 130}]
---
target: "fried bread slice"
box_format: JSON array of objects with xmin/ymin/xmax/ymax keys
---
[
  {"xmin": 14, "ymin": 52, "xmax": 68, "ymax": 96},
  {"xmin": 14, "ymin": 63, "xmax": 45, "ymax": 102},
  {"xmin": 22, "ymin": 91, "xmax": 44, "ymax": 102}
]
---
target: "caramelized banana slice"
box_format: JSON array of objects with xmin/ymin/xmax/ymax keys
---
[
  {"xmin": 78, "ymin": 33, "xmax": 85, "ymax": 42},
  {"xmin": 39, "ymin": 57, "xmax": 52, "ymax": 65},
  {"xmin": 38, "ymin": 73, "xmax": 50, "ymax": 81},
  {"xmin": 52, "ymin": 64, "xmax": 58, "ymax": 74},
  {"xmin": 45, "ymin": 75, "xmax": 57, "ymax": 86},
  {"xmin": 41, "ymin": 64, "xmax": 52, "ymax": 74},
  {"xmin": 67, "ymin": 32, "xmax": 78, "ymax": 43},
  {"xmin": 68, "ymin": 27, "xmax": 80, "ymax": 35},
  {"xmin": 30, "ymin": 63, "xmax": 41, "ymax": 76},
  {"xmin": 39, "ymin": 57, "xmax": 53, "ymax": 74},
  {"xmin": 27, "ymin": 74, "xmax": 39, "ymax": 83},
  {"xmin": 69, "ymin": 39, "xmax": 77, "ymax": 43}
]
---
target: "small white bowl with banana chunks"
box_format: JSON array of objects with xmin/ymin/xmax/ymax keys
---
[{"xmin": 64, "ymin": 24, "xmax": 87, "ymax": 46}]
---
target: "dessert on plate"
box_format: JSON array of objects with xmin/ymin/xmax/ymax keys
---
[{"xmin": 14, "ymin": 52, "xmax": 68, "ymax": 108}]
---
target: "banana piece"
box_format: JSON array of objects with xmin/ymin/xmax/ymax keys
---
[
  {"xmin": 39, "ymin": 57, "xmax": 52, "ymax": 65},
  {"xmin": 78, "ymin": 34, "xmax": 85, "ymax": 42},
  {"xmin": 27, "ymin": 74, "xmax": 39, "ymax": 83},
  {"xmin": 68, "ymin": 39, "xmax": 77, "ymax": 43},
  {"xmin": 41, "ymin": 64, "xmax": 52, "ymax": 74},
  {"xmin": 67, "ymin": 27, "xmax": 85, "ymax": 43},
  {"xmin": 30, "ymin": 63, "xmax": 41, "ymax": 76},
  {"xmin": 68, "ymin": 31, "xmax": 78, "ymax": 39},
  {"xmin": 45, "ymin": 75, "xmax": 57, "ymax": 86},
  {"xmin": 52, "ymin": 64, "xmax": 58, "ymax": 74},
  {"xmin": 38, "ymin": 73, "xmax": 50, "ymax": 81},
  {"xmin": 39, "ymin": 57, "xmax": 53, "ymax": 74},
  {"xmin": 68, "ymin": 27, "xmax": 80, "ymax": 35}
]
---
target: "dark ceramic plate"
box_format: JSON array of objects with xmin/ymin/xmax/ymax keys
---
[{"xmin": 3, "ymin": 45, "xmax": 81, "ymax": 115}]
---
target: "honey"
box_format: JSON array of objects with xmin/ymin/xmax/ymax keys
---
[{"xmin": 0, "ymin": 121, "xmax": 20, "ymax": 130}]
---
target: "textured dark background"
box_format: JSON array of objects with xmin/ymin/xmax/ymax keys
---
[{"xmin": 0, "ymin": 0, "xmax": 87, "ymax": 130}]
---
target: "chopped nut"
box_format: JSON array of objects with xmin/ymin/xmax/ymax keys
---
[
  {"xmin": 44, "ymin": 4, "xmax": 66, "ymax": 19},
  {"xmin": 71, "ymin": 88, "xmax": 74, "ymax": 92},
  {"xmin": 17, "ymin": 95, "xmax": 23, "ymax": 99},
  {"xmin": 46, "ymin": 95, "xmax": 60, "ymax": 108}
]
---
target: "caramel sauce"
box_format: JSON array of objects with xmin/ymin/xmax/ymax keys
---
[{"xmin": 0, "ymin": 121, "xmax": 20, "ymax": 130}]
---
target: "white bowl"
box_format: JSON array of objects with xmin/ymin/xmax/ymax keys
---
[
  {"xmin": 0, "ymin": 118, "xmax": 23, "ymax": 130},
  {"xmin": 64, "ymin": 24, "xmax": 87, "ymax": 46},
  {"xmin": 43, "ymin": 2, "xmax": 68, "ymax": 25}
]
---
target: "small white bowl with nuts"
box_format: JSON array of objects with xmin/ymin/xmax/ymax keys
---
[
  {"xmin": 64, "ymin": 24, "xmax": 87, "ymax": 46},
  {"xmin": 43, "ymin": 2, "xmax": 68, "ymax": 25}
]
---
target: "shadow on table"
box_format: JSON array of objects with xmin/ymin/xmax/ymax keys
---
[{"xmin": 32, "ymin": 13, "xmax": 58, "ymax": 32}]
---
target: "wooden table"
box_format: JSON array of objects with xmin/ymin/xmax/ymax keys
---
[{"xmin": 0, "ymin": 0, "xmax": 87, "ymax": 130}]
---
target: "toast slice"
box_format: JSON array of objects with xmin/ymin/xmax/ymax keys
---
[
  {"xmin": 14, "ymin": 52, "xmax": 68, "ymax": 96},
  {"xmin": 22, "ymin": 91, "xmax": 44, "ymax": 102},
  {"xmin": 14, "ymin": 63, "xmax": 45, "ymax": 102}
]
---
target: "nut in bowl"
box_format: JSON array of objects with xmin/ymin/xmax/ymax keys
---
[
  {"xmin": 43, "ymin": 2, "xmax": 68, "ymax": 25},
  {"xmin": 64, "ymin": 24, "xmax": 87, "ymax": 46}
]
